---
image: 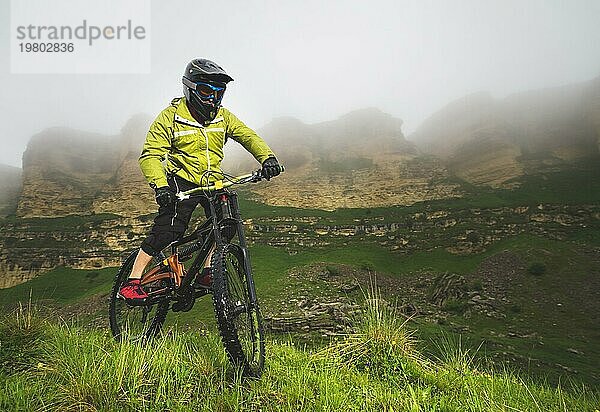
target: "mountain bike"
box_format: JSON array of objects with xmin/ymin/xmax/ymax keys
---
[{"xmin": 108, "ymin": 168, "xmax": 280, "ymax": 377}]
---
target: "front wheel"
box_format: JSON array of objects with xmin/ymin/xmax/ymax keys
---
[{"xmin": 211, "ymin": 244, "xmax": 265, "ymax": 377}]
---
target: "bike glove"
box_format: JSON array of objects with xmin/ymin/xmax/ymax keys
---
[
  {"xmin": 155, "ymin": 186, "xmax": 176, "ymax": 208},
  {"xmin": 261, "ymin": 156, "xmax": 281, "ymax": 180}
]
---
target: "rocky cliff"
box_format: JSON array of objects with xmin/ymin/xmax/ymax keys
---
[
  {"xmin": 13, "ymin": 108, "xmax": 464, "ymax": 215},
  {"xmin": 17, "ymin": 115, "xmax": 155, "ymax": 218},
  {"xmin": 225, "ymin": 108, "xmax": 462, "ymax": 209},
  {"xmin": 17, "ymin": 128, "xmax": 120, "ymax": 218},
  {"xmin": 2, "ymin": 99, "xmax": 600, "ymax": 288},
  {"xmin": 0, "ymin": 164, "xmax": 22, "ymax": 217},
  {"xmin": 0, "ymin": 214, "xmax": 152, "ymax": 288},
  {"xmin": 410, "ymin": 76, "xmax": 600, "ymax": 187},
  {"xmin": 91, "ymin": 115, "xmax": 156, "ymax": 217}
]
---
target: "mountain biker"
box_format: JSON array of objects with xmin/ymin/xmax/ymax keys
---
[{"xmin": 119, "ymin": 58, "xmax": 281, "ymax": 304}]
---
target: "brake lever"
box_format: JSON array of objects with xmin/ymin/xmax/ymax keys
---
[
  {"xmin": 251, "ymin": 169, "xmax": 263, "ymax": 183},
  {"xmin": 254, "ymin": 164, "xmax": 285, "ymax": 182}
]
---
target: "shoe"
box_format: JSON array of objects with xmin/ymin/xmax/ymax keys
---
[
  {"xmin": 118, "ymin": 279, "xmax": 149, "ymax": 304},
  {"xmin": 193, "ymin": 268, "xmax": 212, "ymax": 289}
]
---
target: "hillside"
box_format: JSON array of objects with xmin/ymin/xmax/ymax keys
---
[
  {"xmin": 227, "ymin": 107, "xmax": 416, "ymax": 169},
  {"xmin": 2, "ymin": 86, "xmax": 600, "ymax": 395},
  {"xmin": 410, "ymin": 76, "xmax": 600, "ymax": 188},
  {"xmin": 13, "ymin": 108, "xmax": 464, "ymax": 216},
  {"xmin": 91, "ymin": 114, "xmax": 156, "ymax": 217},
  {"xmin": 17, "ymin": 127, "xmax": 118, "ymax": 218},
  {"xmin": 0, "ymin": 164, "xmax": 22, "ymax": 217},
  {"xmin": 1, "ymin": 297, "xmax": 598, "ymax": 411},
  {"xmin": 1, "ymin": 174, "xmax": 599, "ymax": 384}
]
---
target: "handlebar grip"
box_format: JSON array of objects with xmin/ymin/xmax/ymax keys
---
[{"xmin": 256, "ymin": 164, "xmax": 285, "ymax": 179}]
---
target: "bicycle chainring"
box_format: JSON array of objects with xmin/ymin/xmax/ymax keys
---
[{"xmin": 171, "ymin": 285, "xmax": 195, "ymax": 312}]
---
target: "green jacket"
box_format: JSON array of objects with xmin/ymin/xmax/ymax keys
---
[{"xmin": 139, "ymin": 97, "xmax": 275, "ymax": 188}]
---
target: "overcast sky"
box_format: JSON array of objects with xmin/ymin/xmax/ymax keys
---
[{"xmin": 1, "ymin": 0, "xmax": 600, "ymax": 167}]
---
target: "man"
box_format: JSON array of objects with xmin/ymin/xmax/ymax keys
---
[{"xmin": 119, "ymin": 58, "xmax": 281, "ymax": 304}]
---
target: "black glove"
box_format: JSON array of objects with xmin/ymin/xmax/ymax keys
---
[
  {"xmin": 155, "ymin": 186, "xmax": 176, "ymax": 208},
  {"xmin": 261, "ymin": 157, "xmax": 281, "ymax": 180}
]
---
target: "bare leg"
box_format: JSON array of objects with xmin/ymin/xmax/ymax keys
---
[{"xmin": 129, "ymin": 248, "xmax": 153, "ymax": 279}]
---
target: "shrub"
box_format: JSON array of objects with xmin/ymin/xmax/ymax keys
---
[
  {"xmin": 315, "ymin": 282, "xmax": 419, "ymax": 377},
  {"xmin": 325, "ymin": 265, "xmax": 339, "ymax": 276},
  {"xmin": 442, "ymin": 298, "xmax": 468, "ymax": 315},
  {"xmin": 527, "ymin": 262, "xmax": 546, "ymax": 276},
  {"xmin": 468, "ymin": 279, "xmax": 483, "ymax": 292},
  {"xmin": 466, "ymin": 231, "xmax": 480, "ymax": 244},
  {"xmin": 360, "ymin": 262, "xmax": 375, "ymax": 272},
  {"xmin": 509, "ymin": 304, "xmax": 522, "ymax": 313}
]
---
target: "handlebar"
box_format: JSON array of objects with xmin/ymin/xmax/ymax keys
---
[{"xmin": 176, "ymin": 165, "xmax": 284, "ymax": 201}]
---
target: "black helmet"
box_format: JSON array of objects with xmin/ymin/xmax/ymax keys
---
[{"xmin": 182, "ymin": 58, "xmax": 234, "ymax": 124}]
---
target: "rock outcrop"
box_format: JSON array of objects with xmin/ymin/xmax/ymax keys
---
[
  {"xmin": 410, "ymin": 76, "xmax": 600, "ymax": 187},
  {"xmin": 0, "ymin": 215, "xmax": 152, "ymax": 288},
  {"xmin": 0, "ymin": 164, "xmax": 22, "ymax": 217},
  {"xmin": 17, "ymin": 128, "xmax": 121, "ymax": 218},
  {"xmin": 16, "ymin": 114, "xmax": 154, "ymax": 218},
  {"xmin": 92, "ymin": 115, "xmax": 155, "ymax": 217},
  {"xmin": 225, "ymin": 108, "xmax": 462, "ymax": 209},
  {"xmin": 14, "ymin": 109, "xmax": 458, "ymax": 216},
  {"xmin": 250, "ymin": 155, "xmax": 462, "ymax": 210},
  {"xmin": 450, "ymin": 138, "xmax": 523, "ymax": 188}
]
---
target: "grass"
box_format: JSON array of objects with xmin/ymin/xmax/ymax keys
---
[
  {"xmin": 1, "ymin": 296, "xmax": 598, "ymax": 411},
  {"xmin": 0, "ymin": 266, "xmax": 115, "ymax": 307}
]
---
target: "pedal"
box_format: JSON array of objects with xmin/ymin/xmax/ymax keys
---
[{"xmin": 194, "ymin": 288, "xmax": 210, "ymax": 298}]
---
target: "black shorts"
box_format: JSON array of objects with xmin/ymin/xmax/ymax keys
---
[{"xmin": 140, "ymin": 174, "xmax": 211, "ymax": 256}]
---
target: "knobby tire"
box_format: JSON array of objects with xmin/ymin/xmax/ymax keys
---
[{"xmin": 211, "ymin": 243, "xmax": 265, "ymax": 377}]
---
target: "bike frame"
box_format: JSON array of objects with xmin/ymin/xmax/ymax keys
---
[{"xmin": 139, "ymin": 187, "xmax": 257, "ymax": 306}]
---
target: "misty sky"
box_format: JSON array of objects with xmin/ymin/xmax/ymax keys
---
[{"xmin": 1, "ymin": 0, "xmax": 600, "ymax": 167}]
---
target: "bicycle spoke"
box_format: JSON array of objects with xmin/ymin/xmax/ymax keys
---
[
  {"xmin": 212, "ymin": 243, "xmax": 265, "ymax": 376},
  {"xmin": 140, "ymin": 306, "xmax": 151, "ymax": 324},
  {"xmin": 112, "ymin": 178, "xmax": 270, "ymax": 376},
  {"xmin": 109, "ymin": 250, "xmax": 169, "ymax": 343}
]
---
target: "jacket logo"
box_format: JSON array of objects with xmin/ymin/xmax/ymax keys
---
[{"xmin": 173, "ymin": 130, "xmax": 197, "ymax": 138}]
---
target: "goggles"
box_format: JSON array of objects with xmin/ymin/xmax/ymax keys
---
[{"xmin": 183, "ymin": 77, "xmax": 226, "ymax": 102}]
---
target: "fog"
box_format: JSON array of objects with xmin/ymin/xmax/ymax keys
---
[{"xmin": 1, "ymin": 0, "xmax": 599, "ymax": 167}]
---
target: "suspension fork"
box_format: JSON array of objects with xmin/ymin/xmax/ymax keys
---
[
  {"xmin": 229, "ymin": 192, "xmax": 259, "ymax": 304},
  {"xmin": 209, "ymin": 194, "xmax": 224, "ymax": 247}
]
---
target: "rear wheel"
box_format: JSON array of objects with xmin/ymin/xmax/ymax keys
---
[
  {"xmin": 211, "ymin": 244, "xmax": 265, "ymax": 377},
  {"xmin": 109, "ymin": 251, "xmax": 169, "ymax": 343}
]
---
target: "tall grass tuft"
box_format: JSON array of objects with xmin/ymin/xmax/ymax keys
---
[
  {"xmin": 41, "ymin": 325, "xmax": 229, "ymax": 410},
  {"xmin": 0, "ymin": 296, "xmax": 48, "ymax": 374},
  {"xmin": 315, "ymin": 279, "xmax": 424, "ymax": 380}
]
